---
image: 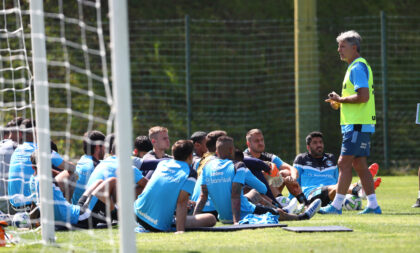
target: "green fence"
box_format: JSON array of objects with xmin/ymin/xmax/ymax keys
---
[{"xmin": 129, "ymin": 14, "xmax": 420, "ymax": 171}]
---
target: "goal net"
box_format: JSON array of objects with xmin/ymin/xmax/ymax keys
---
[{"xmin": 0, "ymin": 0, "xmax": 134, "ymax": 251}]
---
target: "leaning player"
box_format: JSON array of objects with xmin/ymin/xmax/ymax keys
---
[
  {"xmin": 194, "ymin": 136, "xmax": 321, "ymax": 224},
  {"xmin": 30, "ymin": 151, "xmax": 118, "ymax": 228},
  {"xmin": 292, "ymin": 131, "xmax": 381, "ymax": 209},
  {"xmin": 135, "ymin": 140, "xmax": 216, "ymax": 233},
  {"xmin": 320, "ymin": 30, "xmax": 381, "ymax": 214},
  {"xmin": 8, "ymin": 119, "xmax": 76, "ymax": 210},
  {"xmin": 244, "ymin": 129, "xmax": 310, "ymax": 206},
  {"xmin": 71, "ymin": 130, "xmax": 106, "ymax": 205}
]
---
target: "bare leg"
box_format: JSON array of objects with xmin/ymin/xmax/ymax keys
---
[
  {"xmin": 336, "ymin": 155, "xmax": 354, "ymax": 195},
  {"xmin": 353, "ymin": 157, "xmax": 374, "ymax": 195},
  {"xmin": 418, "ymin": 167, "xmax": 420, "ymax": 191},
  {"xmin": 91, "ymin": 177, "xmax": 118, "ymax": 211},
  {"xmin": 185, "ymin": 214, "xmax": 217, "ymax": 228},
  {"xmin": 55, "ymin": 170, "xmax": 79, "ymax": 202}
]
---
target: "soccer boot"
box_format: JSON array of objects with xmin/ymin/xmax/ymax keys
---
[
  {"xmin": 299, "ymin": 199, "xmax": 321, "ymax": 220},
  {"xmin": 358, "ymin": 206, "xmax": 382, "ymax": 214},
  {"xmin": 318, "ymin": 204, "xmax": 342, "ymax": 215},
  {"xmin": 368, "ymin": 163, "xmax": 379, "ymax": 177}
]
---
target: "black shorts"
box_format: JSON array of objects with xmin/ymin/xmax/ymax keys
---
[
  {"xmin": 136, "ymin": 216, "xmax": 164, "ymax": 232},
  {"xmin": 76, "ymin": 199, "xmax": 116, "ymax": 229},
  {"xmin": 253, "ymin": 204, "xmax": 279, "ymax": 215},
  {"xmin": 307, "ymin": 186, "xmax": 331, "ymax": 207}
]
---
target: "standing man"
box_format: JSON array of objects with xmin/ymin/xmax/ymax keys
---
[
  {"xmin": 321, "ymin": 30, "xmax": 381, "ymax": 214},
  {"xmin": 413, "ymin": 167, "xmax": 420, "ymax": 208}
]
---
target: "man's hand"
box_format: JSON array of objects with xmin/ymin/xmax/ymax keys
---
[
  {"xmin": 284, "ymin": 175, "xmax": 297, "ymax": 184},
  {"xmin": 327, "ymin": 91, "xmax": 341, "ymax": 102}
]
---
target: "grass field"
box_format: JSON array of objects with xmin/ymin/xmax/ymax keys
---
[{"xmin": 2, "ymin": 176, "xmax": 420, "ymax": 252}]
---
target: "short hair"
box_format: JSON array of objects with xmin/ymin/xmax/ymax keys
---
[
  {"xmin": 306, "ymin": 131, "xmax": 324, "ymax": 145},
  {"xmin": 336, "ymin": 30, "xmax": 362, "ymax": 53},
  {"xmin": 234, "ymin": 148, "xmax": 244, "ymax": 161},
  {"xmin": 134, "ymin": 135, "xmax": 153, "ymax": 152},
  {"xmin": 51, "ymin": 141, "xmax": 58, "ymax": 152},
  {"xmin": 20, "ymin": 118, "xmax": 35, "ymax": 132},
  {"xmin": 83, "ymin": 130, "xmax": 106, "ymax": 155},
  {"xmin": 172, "ymin": 140, "xmax": 194, "ymax": 161},
  {"xmin": 216, "ymin": 136, "xmax": 234, "ymax": 158},
  {"xmin": 206, "ymin": 130, "xmax": 227, "ymax": 152},
  {"xmin": 105, "ymin": 133, "xmax": 115, "ymax": 155},
  {"xmin": 6, "ymin": 117, "xmax": 23, "ymax": 129},
  {"xmin": 4, "ymin": 117, "xmax": 23, "ymax": 136},
  {"xmin": 30, "ymin": 151, "xmax": 38, "ymax": 168},
  {"xmin": 246, "ymin": 128, "xmax": 263, "ymax": 142},
  {"xmin": 190, "ymin": 131, "xmax": 207, "ymax": 144},
  {"xmin": 148, "ymin": 126, "xmax": 168, "ymax": 140}
]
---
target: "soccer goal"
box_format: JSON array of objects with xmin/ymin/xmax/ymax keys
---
[{"xmin": 0, "ymin": 0, "xmax": 135, "ymax": 251}]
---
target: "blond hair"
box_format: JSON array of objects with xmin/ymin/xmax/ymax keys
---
[{"xmin": 148, "ymin": 126, "xmax": 168, "ymax": 140}]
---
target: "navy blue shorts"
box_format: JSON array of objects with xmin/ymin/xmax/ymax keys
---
[{"xmin": 340, "ymin": 131, "xmax": 371, "ymax": 157}]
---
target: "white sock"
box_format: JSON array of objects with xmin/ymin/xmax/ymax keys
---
[
  {"xmin": 331, "ymin": 194, "xmax": 345, "ymax": 210},
  {"xmin": 418, "ymin": 191, "xmax": 420, "ymax": 199},
  {"xmin": 367, "ymin": 194, "xmax": 378, "ymax": 209}
]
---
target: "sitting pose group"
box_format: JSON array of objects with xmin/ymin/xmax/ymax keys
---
[{"xmin": 1, "ymin": 118, "xmax": 385, "ymax": 233}]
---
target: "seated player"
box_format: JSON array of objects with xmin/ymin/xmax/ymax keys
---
[
  {"xmin": 0, "ymin": 117, "xmax": 23, "ymax": 213},
  {"xmin": 413, "ymin": 166, "xmax": 420, "ymax": 208},
  {"xmin": 194, "ymin": 136, "xmax": 321, "ymax": 224},
  {"xmin": 244, "ymin": 129, "xmax": 309, "ymax": 206},
  {"xmin": 135, "ymin": 140, "xmax": 216, "ymax": 233},
  {"xmin": 292, "ymin": 131, "xmax": 381, "ymax": 209},
  {"xmin": 143, "ymin": 126, "xmax": 172, "ymax": 160},
  {"xmin": 133, "ymin": 135, "xmax": 153, "ymax": 159},
  {"xmin": 190, "ymin": 131, "xmax": 207, "ymax": 165},
  {"xmin": 82, "ymin": 141, "xmax": 148, "ymax": 212},
  {"xmin": 8, "ymin": 119, "xmax": 76, "ymax": 209},
  {"xmin": 29, "ymin": 151, "xmax": 117, "ymax": 229},
  {"xmin": 71, "ymin": 130, "xmax": 106, "ymax": 205}
]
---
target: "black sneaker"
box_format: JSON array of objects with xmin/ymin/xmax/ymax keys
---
[{"xmin": 412, "ymin": 198, "xmax": 420, "ymax": 208}]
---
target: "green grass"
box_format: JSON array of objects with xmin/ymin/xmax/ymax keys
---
[{"xmin": 2, "ymin": 176, "xmax": 420, "ymax": 252}]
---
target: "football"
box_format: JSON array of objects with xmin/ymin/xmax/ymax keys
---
[
  {"xmin": 12, "ymin": 212, "xmax": 31, "ymax": 229},
  {"xmin": 342, "ymin": 194, "xmax": 362, "ymax": 210}
]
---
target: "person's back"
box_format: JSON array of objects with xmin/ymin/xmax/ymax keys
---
[
  {"xmin": 72, "ymin": 130, "xmax": 105, "ymax": 204},
  {"xmin": 135, "ymin": 158, "xmax": 196, "ymax": 231},
  {"xmin": 0, "ymin": 139, "xmax": 18, "ymax": 207},
  {"xmin": 201, "ymin": 158, "xmax": 254, "ymax": 223}
]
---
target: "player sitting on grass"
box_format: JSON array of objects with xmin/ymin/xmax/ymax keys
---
[
  {"xmin": 0, "ymin": 117, "xmax": 23, "ymax": 213},
  {"xmin": 194, "ymin": 136, "xmax": 321, "ymax": 224},
  {"xmin": 29, "ymin": 151, "xmax": 118, "ymax": 228},
  {"xmin": 133, "ymin": 135, "xmax": 153, "ymax": 159},
  {"xmin": 244, "ymin": 129, "xmax": 310, "ymax": 207},
  {"xmin": 190, "ymin": 131, "xmax": 208, "ymax": 165},
  {"xmin": 134, "ymin": 140, "xmax": 216, "ymax": 233},
  {"xmin": 8, "ymin": 119, "xmax": 76, "ymax": 210},
  {"xmin": 288, "ymin": 131, "xmax": 381, "ymax": 210},
  {"xmin": 71, "ymin": 130, "xmax": 106, "ymax": 205},
  {"xmin": 81, "ymin": 141, "xmax": 148, "ymax": 215}
]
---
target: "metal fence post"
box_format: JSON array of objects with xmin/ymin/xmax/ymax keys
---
[
  {"xmin": 185, "ymin": 15, "xmax": 191, "ymax": 138},
  {"xmin": 380, "ymin": 11, "xmax": 389, "ymax": 171}
]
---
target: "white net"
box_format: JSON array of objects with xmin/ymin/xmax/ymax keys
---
[{"xmin": 0, "ymin": 0, "xmax": 122, "ymax": 251}]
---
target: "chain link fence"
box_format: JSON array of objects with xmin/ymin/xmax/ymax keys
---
[{"xmin": 129, "ymin": 14, "xmax": 420, "ymax": 172}]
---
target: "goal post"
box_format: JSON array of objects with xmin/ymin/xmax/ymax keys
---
[
  {"xmin": 108, "ymin": 0, "xmax": 137, "ymax": 252},
  {"xmin": 30, "ymin": 0, "xmax": 55, "ymax": 244}
]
